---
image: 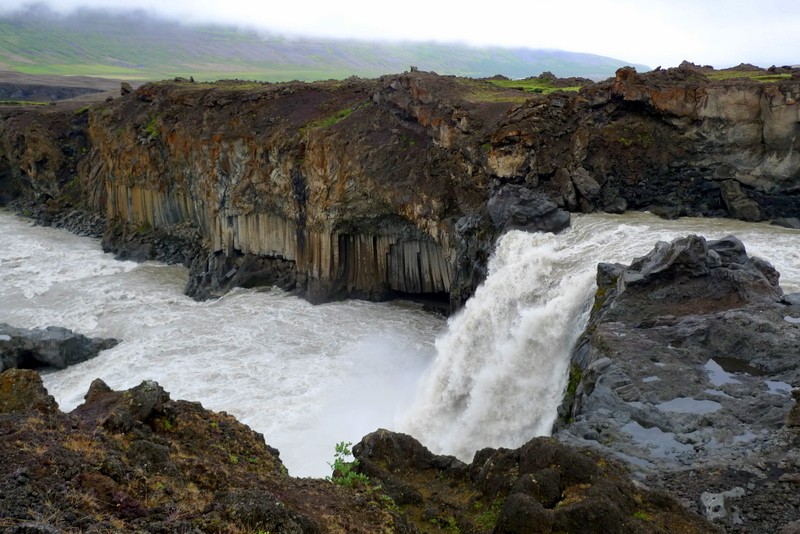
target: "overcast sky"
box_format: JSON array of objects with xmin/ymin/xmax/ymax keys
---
[{"xmin": 3, "ymin": 0, "xmax": 798, "ymax": 68}]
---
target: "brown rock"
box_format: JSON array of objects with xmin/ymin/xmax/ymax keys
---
[{"xmin": 0, "ymin": 369, "xmax": 57, "ymax": 414}]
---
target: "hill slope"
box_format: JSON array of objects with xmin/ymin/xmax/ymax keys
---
[{"xmin": 0, "ymin": 6, "xmax": 649, "ymax": 81}]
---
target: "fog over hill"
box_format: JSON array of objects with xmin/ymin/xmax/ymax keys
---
[{"xmin": 0, "ymin": 5, "xmax": 649, "ymax": 81}]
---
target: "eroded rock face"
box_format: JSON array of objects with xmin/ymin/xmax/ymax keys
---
[
  {"xmin": 0, "ymin": 323, "xmax": 119, "ymax": 372},
  {"xmin": 557, "ymin": 234, "xmax": 800, "ymax": 531}
]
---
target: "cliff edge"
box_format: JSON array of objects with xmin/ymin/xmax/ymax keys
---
[{"xmin": 1, "ymin": 65, "xmax": 799, "ymax": 307}]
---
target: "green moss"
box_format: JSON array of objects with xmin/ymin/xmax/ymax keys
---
[
  {"xmin": 487, "ymin": 78, "xmax": 583, "ymax": 94},
  {"xmin": 0, "ymin": 100, "xmax": 50, "ymax": 106},
  {"xmin": 566, "ymin": 364, "xmax": 582, "ymax": 398},
  {"xmin": 633, "ymin": 510, "xmax": 653, "ymax": 521},
  {"xmin": 302, "ymin": 106, "xmax": 357, "ymax": 135},
  {"xmin": 707, "ymin": 70, "xmax": 792, "ymax": 82},
  {"xmin": 143, "ymin": 115, "xmax": 160, "ymax": 139},
  {"xmin": 475, "ymin": 499, "xmax": 502, "ymax": 529}
]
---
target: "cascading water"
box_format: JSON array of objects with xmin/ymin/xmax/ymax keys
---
[
  {"xmin": 400, "ymin": 213, "xmax": 800, "ymax": 460},
  {"xmin": 2, "ymin": 209, "xmax": 799, "ymax": 473}
]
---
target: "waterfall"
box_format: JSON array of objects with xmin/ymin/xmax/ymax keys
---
[
  {"xmin": 3, "ymin": 209, "xmax": 798, "ymax": 474},
  {"xmin": 400, "ymin": 213, "xmax": 800, "ymax": 460}
]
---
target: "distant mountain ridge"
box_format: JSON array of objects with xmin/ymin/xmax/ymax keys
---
[{"xmin": 0, "ymin": 6, "xmax": 650, "ymax": 82}]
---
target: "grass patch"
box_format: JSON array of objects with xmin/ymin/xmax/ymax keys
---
[
  {"xmin": 475, "ymin": 499, "xmax": 503, "ymax": 529},
  {"xmin": 454, "ymin": 78, "xmax": 528, "ymax": 104},
  {"xmin": 302, "ymin": 106, "xmax": 359, "ymax": 135},
  {"xmin": 487, "ymin": 77, "xmax": 582, "ymax": 94},
  {"xmin": 706, "ymin": 70, "xmax": 793, "ymax": 83},
  {"xmin": 14, "ymin": 63, "xmax": 148, "ymax": 78},
  {"xmin": 143, "ymin": 116, "xmax": 159, "ymax": 139},
  {"xmin": 0, "ymin": 100, "xmax": 50, "ymax": 106}
]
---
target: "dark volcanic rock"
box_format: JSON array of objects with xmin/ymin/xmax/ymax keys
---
[
  {"xmin": 0, "ymin": 323, "xmax": 118, "ymax": 372},
  {"xmin": 487, "ymin": 185, "xmax": 570, "ymax": 234},
  {"xmin": 354, "ymin": 430, "xmax": 716, "ymax": 533},
  {"xmin": 557, "ymin": 234, "xmax": 800, "ymax": 531},
  {"xmin": 0, "ymin": 372, "xmax": 408, "ymax": 533},
  {"xmin": 598, "ymin": 234, "xmax": 782, "ymax": 322}
]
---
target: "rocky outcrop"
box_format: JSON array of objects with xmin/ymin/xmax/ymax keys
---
[
  {"xmin": 556, "ymin": 234, "xmax": 800, "ymax": 530},
  {"xmin": 0, "ymin": 369, "xmax": 715, "ymax": 533},
  {"xmin": 352, "ymin": 429, "xmax": 716, "ymax": 533},
  {"xmin": 2, "ymin": 66, "xmax": 799, "ymax": 306},
  {"xmin": 0, "ymin": 370, "xmax": 412, "ymax": 533},
  {"xmin": 0, "ymin": 323, "xmax": 118, "ymax": 372}
]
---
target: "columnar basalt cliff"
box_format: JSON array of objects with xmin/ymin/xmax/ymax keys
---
[{"xmin": 1, "ymin": 65, "xmax": 799, "ymax": 305}]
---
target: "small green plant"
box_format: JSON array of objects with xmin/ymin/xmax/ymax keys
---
[
  {"xmin": 143, "ymin": 115, "xmax": 160, "ymax": 139},
  {"xmin": 633, "ymin": 510, "xmax": 652, "ymax": 521},
  {"xmin": 159, "ymin": 418, "xmax": 174, "ymax": 432},
  {"xmin": 566, "ymin": 364, "xmax": 582, "ymax": 398},
  {"xmin": 475, "ymin": 499, "xmax": 502, "ymax": 529},
  {"xmin": 327, "ymin": 441, "xmax": 370, "ymax": 487}
]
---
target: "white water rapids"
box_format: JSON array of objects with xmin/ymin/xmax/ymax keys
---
[{"xmin": 1, "ymin": 210, "xmax": 799, "ymax": 476}]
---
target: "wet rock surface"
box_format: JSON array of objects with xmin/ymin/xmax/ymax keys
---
[
  {"xmin": 557, "ymin": 234, "xmax": 800, "ymax": 531},
  {"xmin": 0, "ymin": 323, "xmax": 118, "ymax": 373}
]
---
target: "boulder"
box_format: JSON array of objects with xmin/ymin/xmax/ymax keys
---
[
  {"xmin": 0, "ymin": 323, "xmax": 119, "ymax": 372},
  {"xmin": 599, "ymin": 234, "xmax": 782, "ymax": 321},
  {"xmin": 720, "ymin": 180, "xmax": 762, "ymax": 221},
  {"xmin": 487, "ymin": 185, "xmax": 570, "ymax": 234},
  {"xmin": 571, "ymin": 167, "xmax": 601, "ymax": 207}
]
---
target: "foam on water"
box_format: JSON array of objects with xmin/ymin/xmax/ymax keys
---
[
  {"xmin": 0, "ymin": 212, "xmax": 442, "ymax": 477},
  {"xmin": 2, "ymin": 210, "xmax": 799, "ymax": 473}
]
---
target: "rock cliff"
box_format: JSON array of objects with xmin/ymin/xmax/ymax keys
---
[{"xmin": 1, "ymin": 66, "xmax": 799, "ymax": 306}]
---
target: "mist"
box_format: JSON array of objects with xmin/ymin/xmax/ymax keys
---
[{"xmin": 2, "ymin": 0, "xmax": 798, "ymax": 69}]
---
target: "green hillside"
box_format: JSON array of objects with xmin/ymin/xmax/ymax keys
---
[{"xmin": 0, "ymin": 6, "xmax": 650, "ymax": 82}]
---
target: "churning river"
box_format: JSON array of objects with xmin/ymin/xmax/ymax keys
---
[{"xmin": 2, "ymin": 209, "xmax": 799, "ymax": 476}]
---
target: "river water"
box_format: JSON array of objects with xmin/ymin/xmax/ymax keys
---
[{"xmin": 1, "ymin": 210, "xmax": 798, "ymax": 476}]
